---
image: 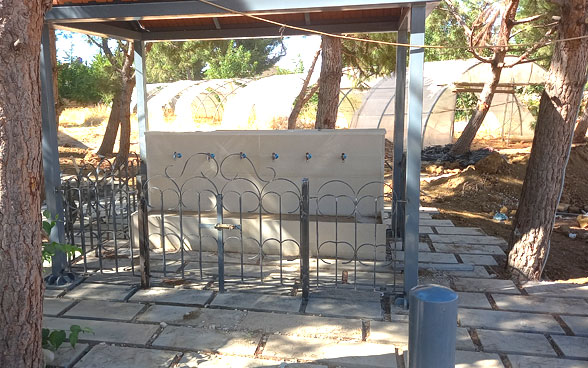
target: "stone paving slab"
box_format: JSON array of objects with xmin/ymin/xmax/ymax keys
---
[
  {"xmin": 476, "ymin": 329, "xmax": 556, "ymax": 356},
  {"xmin": 43, "ymin": 317, "xmax": 158, "ymax": 345},
  {"xmin": 429, "ymin": 234, "xmax": 507, "ymax": 245},
  {"xmin": 263, "ymin": 334, "xmax": 398, "ymax": 368},
  {"xmin": 45, "ymin": 289, "xmax": 66, "ymax": 298},
  {"xmin": 367, "ymin": 321, "xmax": 408, "ymax": 345},
  {"xmin": 458, "ymin": 292, "xmax": 492, "ymax": 309},
  {"xmin": 492, "ymin": 294, "xmax": 588, "ymax": 315},
  {"xmin": 149, "ymin": 260, "xmax": 184, "ymax": 273},
  {"xmin": 130, "ymin": 287, "xmax": 213, "ymax": 306},
  {"xmin": 238, "ymin": 311, "xmax": 361, "ymax": 340},
  {"xmin": 64, "ymin": 300, "xmax": 144, "ymax": 321},
  {"xmin": 138, "ymin": 305, "xmax": 247, "ymax": 329},
  {"xmin": 51, "ymin": 343, "xmax": 89, "ymax": 368},
  {"xmin": 458, "ymin": 308, "xmax": 564, "ymax": 334},
  {"xmin": 508, "ymin": 354, "xmax": 588, "ymax": 368},
  {"xmin": 453, "ymin": 278, "xmax": 520, "ymax": 294},
  {"xmin": 433, "ymin": 243, "xmax": 506, "ymax": 256},
  {"xmin": 420, "ymin": 219, "xmax": 454, "ymax": 227},
  {"xmin": 83, "ymin": 273, "xmax": 140, "ymax": 285},
  {"xmin": 177, "ymin": 352, "xmax": 327, "ymax": 367},
  {"xmin": 523, "ymin": 282, "xmax": 588, "ymax": 299},
  {"xmin": 211, "ymin": 292, "xmax": 301, "ymax": 313},
  {"xmin": 153, "ymin": 325, "xmax": 260, "ymax": 355},
  {"xmin": 459, "ymin": 254, "xmax": 498, "ymax": 266},
  {"xmin": 560, "ymin": 315, "xmax": 588, "ymax": 336},
  {"xmin": 419, "ymin": 226, "xmax": 434, "ymax": 234},
  {"xmin": 44, "ymin": 298, "xmax": 75, "ymax": 316},
  {"xmin": 418, "ymin": 252, "xmax": 458, "ymax": 263},
  {"xmin": 443, "ymin": 266, "xmax": 491, "ymax": 279},
  {"xmin": 73, "ymin": 344, "xmax": 179, "ymax": 368},
  {"xmin": 435, "ymin": 227, "xmax": 486, "ymax": 236},
  {"xmin": 551, "ymin": 335, "xmax": 588, "ymax": 359},
  {"xmin": 307, "ymin": 288, "xmax": 383, "ymax": 302},
  {"xmin": 305, "ymin": 297, "xmax": 382, "ymax": 319},
  {"xmin": 63, "ymin": 283, "xmax": 136, "ymax": 302},
  {"xmin": 455, "ymin": 351, "xmax": 504, "ymax": 368}
]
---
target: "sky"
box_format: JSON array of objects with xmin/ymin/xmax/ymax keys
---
[{"xmin": 55, "ymin": 31, "xmax": 322, "ymax": 73}]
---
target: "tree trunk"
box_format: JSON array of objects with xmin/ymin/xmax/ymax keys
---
[
  {"xmin": 0, "ymin": 1, "xmax": 50, "ymax": 367},
  {"xmin": 96, "ymin": 90, "xmax": 122, "ymax": 156},
  {"xmin": 449, "ymin": 0, "xmax": 520, "ymax": 155},
  {"xmin": 288, "ymin": 47, "xmax": 321, "ymax": 129},
  {"xmin": 315, "ymin": 36, "xmax": 342, "ymax": 129},
  {"xmin": 573, "ymin": 104, "xmax": 588, "ymax": 143},
  {"xmin": 507, "ymin": 0, "xmax": 588, "ymax": 281}
]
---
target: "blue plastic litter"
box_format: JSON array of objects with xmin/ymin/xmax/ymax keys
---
[{"xmin": 493, "ymin": 212, "xmax": 508, "ymax": 221}]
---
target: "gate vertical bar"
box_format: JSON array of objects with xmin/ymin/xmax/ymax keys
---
[
  {"xmin": 138, "ymin": 196, "xmax": 150, "ymax": 288},
  {"xmin": 41, "ymin": 24, "xmax": 68, "ymax": 282},
  {"xmin": 404, "ymin": 4, "xmax": 426, "ymax": 297},
  {"xmin": 393, "ymin": 20, "xmax": 408, "ymax": 238},
  {"xmin": 134, "ymin": 40, "xmax": 149, "ymax": 177},
  {"xmin": 217, "ymin": 194, "xmax": 225, "ymax": 292},
  {"xmin": 300, "ymin": 178, "xmax": 310, "ymax": 300}
]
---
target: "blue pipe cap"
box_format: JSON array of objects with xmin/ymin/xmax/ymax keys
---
[
  {"xmin": 305, "ymin": 152, "xmax": 312, "ymax": 160},
  {"xmin": 410, "ymin": 284, "xmax": 458, "ymax": 304}
]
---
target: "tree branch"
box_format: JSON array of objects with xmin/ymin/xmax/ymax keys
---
[
  {"xmin": 513, "ymin": 14, "xmax": 543, "ymax": 26},
  {"xmin": 503, "ymin": 26, "xmax": 556, "ymax": 67},
  {"xmin": 443, "ymin": 0, "xmax": 472, "ymax": 36}
]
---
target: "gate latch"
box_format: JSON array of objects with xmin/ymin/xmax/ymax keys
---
[{"xmin": 214, "ymin": 223, "xmax": 240, "ymax": 230}]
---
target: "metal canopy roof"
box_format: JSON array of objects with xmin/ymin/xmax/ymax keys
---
[{"xmin": 47, "ymin": 0, "xmax": 435, "ymax": 41}]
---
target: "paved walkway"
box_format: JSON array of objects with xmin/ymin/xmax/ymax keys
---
[{"xmin": 44, "ymin": 209, "xmax": 588, "ymax": 368}]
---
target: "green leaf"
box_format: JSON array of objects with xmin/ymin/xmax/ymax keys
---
[
  {"xmin": 48, "ymin": 330, "xmax": 67, "ymax": 350},
  {"xmin": 43, "ymin": 221, "xmax": 53, "ymax": 235}
]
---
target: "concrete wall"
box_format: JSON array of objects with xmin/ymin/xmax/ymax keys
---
[
  {"xmin": 131, "ymin": 212, "xmax": 388, "ymax": 261},
  {"xmin": 144, "ymin": 130, "xmax": 386, "ymax": 217}
]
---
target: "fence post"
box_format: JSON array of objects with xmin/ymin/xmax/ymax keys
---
[
  {"xmin": 408, "ymin": 284, "xmax": 458, "ymax": 368},
  {"xmin": 300, "ymin": 178, "xmax": 310, "ymax": 300},
  {"xmin": 216, "ymin": 194, "xmax": 225, "ymax": 293},
  {"xmin": 138, "ymin": 196, "xmax": 150, "ymax": 289}
]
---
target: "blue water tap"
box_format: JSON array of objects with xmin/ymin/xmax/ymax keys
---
[
  {"xmin": 341, "ymin": 153, "xmax": 347, "ymax": 161},
  {"xmin": 240, "ymin": 152, "xmax": 247, "ymax": 159},
  {"xmin": 305, "ymin": 152, "xmax": 312, "ymax": 160},
  {"xmin": 172, "ymin": 152, "xmax": 182, "ymax": 159},
  {"xmin": 272, "ymin": 152, "xmax": 279, "ymax": 160}
]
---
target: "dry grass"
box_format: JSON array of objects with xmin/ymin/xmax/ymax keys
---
[{"xmin": 59, "ymin": 104, "xmax": 110, "ymax": 127}]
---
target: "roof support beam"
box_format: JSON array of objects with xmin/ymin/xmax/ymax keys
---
[
  {"xmin": 404, "ymin": 3, "xmax": 426, "ymax": 298},
  {"xmin": 134, "ymin": 40, "xmax": 149, "ymax": 175},
  {"xmin": 141, "ymin": 21, "xmax": 398, "ymax": 41},
  {"xmin": 54, "ymin": 22, "xmax": 141, "ymax": 41},
  {"xmin": 45, "ymin": 0, "xmax": 430, "ymax": 23}
]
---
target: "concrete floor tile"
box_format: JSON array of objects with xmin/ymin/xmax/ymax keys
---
[
  {"xmin": 368, "ymin": 321, "xmax": 408, "ymax": 345},
  {"xmin": 454, "ymin": 278, "xmax": 520, "ymax": 294},
  {"xmin": 238, "ymin": 311, "xmax": 361, "ymax": 340},
  {"xmin": 455, "ymin": 351, "xmax": 504, "ymax": 368},
  {"xmin": 211, "ymin": 292, "xmax": 301, "ymax": 313},
  {"xmin": 63, "ymin": 283, "xmax": 135, "ymax": 302},
  {"xmin": 560, "ymin": 315, "xmax": 588, "ymax": 336},
  {"xmin": 420, "ymin": 219, "xmax": 454, "ymax": 227},
  {"xmin": 44, "ymin": 298, "xmax": 75, "ymax": 316},
  {"xmin": 457, "ymin": 293, "xmax": 492, "ymax": 309},
  {"xmin": 492, "ymin": 294, "xmax": 588, "ymax": 315},
  {"xmin": 51, "ymin": 343, "xmax": 88, "ymax": 368},
  {"xmin": 43, "ymin": 317, "xmax": 158, "ymax": 345},
  {"xmin": 130, "ymin": 287, "xmax": 213, "ymax": 306},
  {"xmin": 551, "ymin": 335, "xmax": 588, "ymax": 359},
  {"xmin": 263, "ymin": 335, "xmax": 398, "ymax": 368},
  {"xmin": 459, "ymin": 308, "xmax": 564, "ymax": 334},
  {"xmin": 418, "ymin": 252, "xmax": 458, "ymax": 263},
  {"xmin": 138, "ymin": 305, "xmax": 246, "ymax": 329},
  {"xmin": 508, "ymin": 354, "xmax": 588, "ymax": 368},
  {"xmin": 429, "ymin": 234, "xmax": 506, "ymax": 245},
  {"xmin": 433, "ymin": 243, "xmax": 506, "ymax": 256},
  {"xmin": 153, "ymin": 325, "xmax": 260, "ymax": 355},
  {"xmin": 459, "ymin": 254, "xmax": 498, "ymax": 266},
  {"xmin": 435, "ymin": 227, "xmax": 485, "ymax": 236},
  {"xmin": 178, "ymin": 352, "xmax": 327, "ymax": 367},
  {"xmin": 305, "ymin": 297, "xmax": 382, "ymax": 319},
  {"xmin": 522, "ymin": 282, "xmax": 588, "ymax": 299},
  {"xmin": 419, "ymin": 226, "xmax": 434, "ymax": 234},
  {"xmin": 476, "ymin": 329, "xmax": 556, "ymax": 356},
  {"xmin": 45, "ymin": 289, "xmax": 66, "ymax": 298},
  {"xmin": 73, "ymin": 344, "xmax": 178, "ymax": 368},
  {"xmin": 64, "ymin": 300, "xmax": 143, "ymax": 321}
]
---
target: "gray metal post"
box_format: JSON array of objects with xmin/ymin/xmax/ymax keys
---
[
  {"xmin": 134, "ymin": 40, "xmax": 149, "ymax": 176},
  {"xmin": 300, "ymin": 178, "xmax": 310, "ymax": 300},
  {"xmin": 217, "ymin": 194, "xmax": 225, "ymax": 292},
  {"xmin": 41, "ymin": 24, "xmax": 68, "ymax": 283},
  {"xmin": 403, "ymin": 5, "xmax": 426, "ymax": 296},
  {"xmin": 138, "ymin": 196, "xmax": 150, "ymax": 288},
  {"xmin": 408, "ymin": 285, "xmax": 458, "ymax": 368},
  {"xmin": 392, "ymin": 26, "xmax": 408, "ymax": 238}
]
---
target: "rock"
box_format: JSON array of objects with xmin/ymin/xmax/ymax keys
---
[
  {"xmin": 474, "ymin": 152, "xmax": 505, "ymax": 174},
  {"xmin": 568, "ymin": 206, "xmax": 582, "ymax": 214},
  {"xmin": 510, "ymin": 209, "xmax": 517, "ymax": 216},
  {"xmin": 500, "ymin": 206, "xmax": 508, "ymax": 214},
  {"xmin": 557, "ymin": 203, "xmax": 570, "ymax": 212},
  {"xmin": 43, "ymin": 349, "xmax": 55, "ymax": 364}
]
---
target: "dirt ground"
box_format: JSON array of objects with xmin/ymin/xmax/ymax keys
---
[{"xmin": 416, "ymin": 139, "xmax": 588, "ymax": 282}]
